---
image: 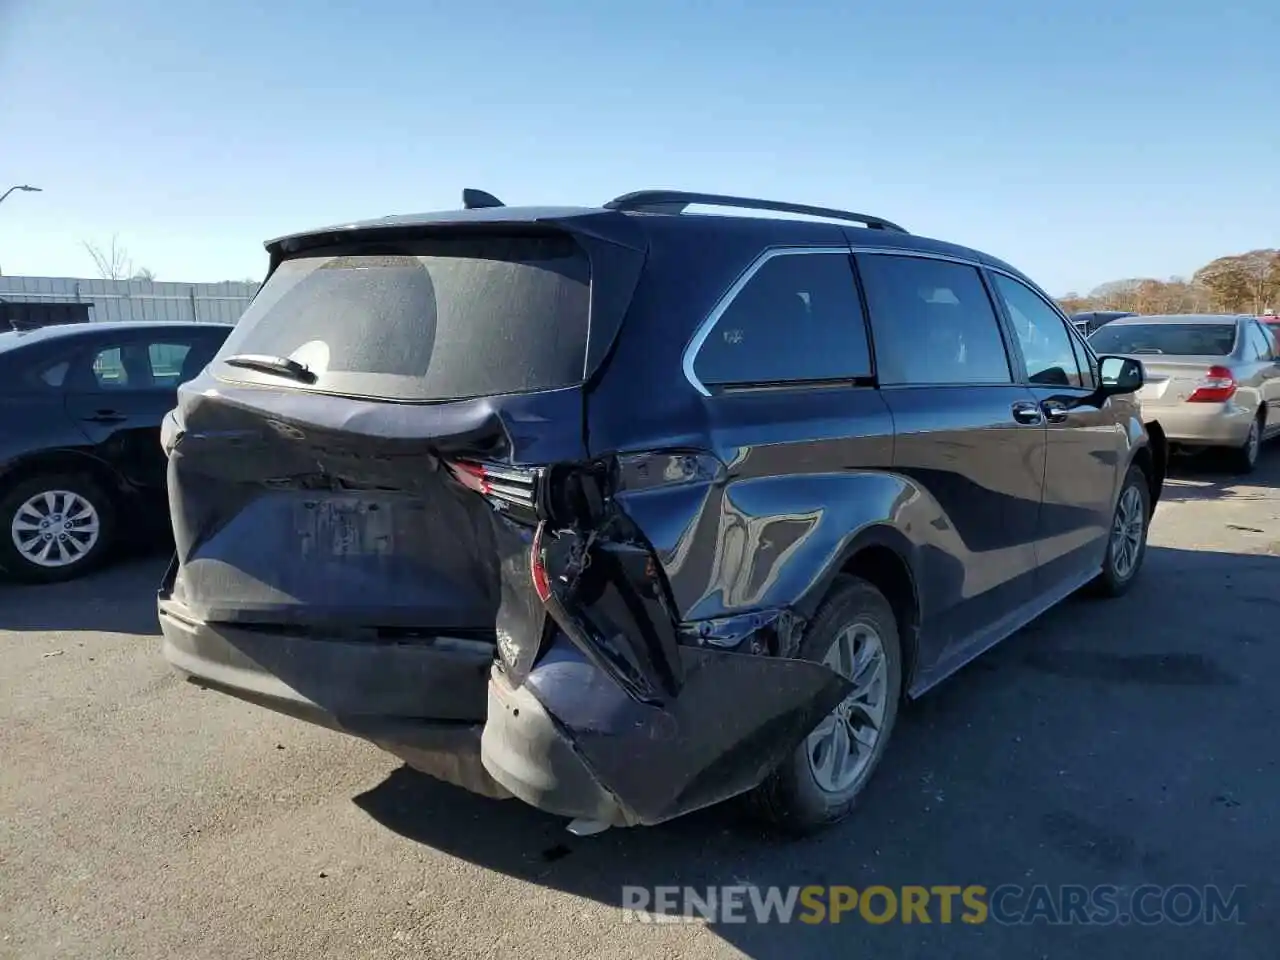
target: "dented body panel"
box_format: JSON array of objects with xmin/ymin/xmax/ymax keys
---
[{"xmin": 160, "ymin": 200, "xmax": 1158, "ymax": 829}]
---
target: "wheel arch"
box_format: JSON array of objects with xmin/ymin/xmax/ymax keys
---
[
  {"xmin": 797, "ymin": 525, "xmax": 922, "ymax": 694},
  {"xmin": 1130, "ymin": 423, "xmax": 1166, "ymax": 511},
  {"xmin": 0, "ymin": 449, "xmax": 132, "ymax": 506}
]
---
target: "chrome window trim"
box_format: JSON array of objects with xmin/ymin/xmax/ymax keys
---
[
  {"xmin": 848, "ymin": 245, "xmax": 985, "ymax": 269},
  {"xmin": 681, "ymin": 246, "xmax": 852, "ymax": 397}
]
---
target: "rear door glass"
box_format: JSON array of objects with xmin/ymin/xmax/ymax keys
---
[
  {"xmin": 91, "ymin": 346, "xmax": 135, "ymax": 389},
  {"xmin": 214, "ymin": 235, "xmax": 591, "ymax": 401},
  {"xmin": 692, "ymin": 251, "xmax": 872, "ymax": 388},
  {"xmin": 1245, "ymin": 323, "xmax": 1274, "ymax": 361},
  {"xmin": 149, "ymin": 343, "xmax": 192, "ymax": 386},
  {"xmin": 857, "ymin": 254, "xmax": 1012, "ymax": 386}
]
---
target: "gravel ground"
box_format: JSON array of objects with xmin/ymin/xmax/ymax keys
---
[{"xmin": 3, "ymin": 450, "xmax": 1278, "ymax": 960}]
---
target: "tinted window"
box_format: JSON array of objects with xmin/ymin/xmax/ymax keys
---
[
  {"xmin": 857, "ymin": 255, "xmax": 1011, "ymax": 385},
  {"xmin": 82, "ymin": 339, "xmax": 203, "ymax": 391},
  {"xmin": 1089, "ymin": 323, "xmax": 1238, "ymax": 357},
  {"xmin": 993, "ymin": 274, "xmax": 1085, "ymax": 387},
  {"xmin": 693, "ymin": 252, "xmax": 871, "ymax": 386},
  {"xmin": 149, "ymin": 342, "xmax": 192, "ymax": 386},
  {"xmin": 92, "ymin": 346, "xmax": 131, "ymax": 388},
  {"xmin": 215, "ymin": 236, "xmax": 591, "ymax": 401}
]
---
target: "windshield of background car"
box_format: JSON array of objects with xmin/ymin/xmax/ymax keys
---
[
  {"xmin": 213, "ymin": 234, "xmax": 591, "ymax": 401},
  {"xmin": 1088, "ymin": 322, "xmax": 1238, "ymax": 357}
]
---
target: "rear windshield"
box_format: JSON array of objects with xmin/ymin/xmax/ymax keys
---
[
  {"xmin": 214, "ymin": 235, "xmax": 591, "ymax": 401},
  {"xmin": 1088, "ymin": 322, "xmax": 1237, "ymax": 357}
]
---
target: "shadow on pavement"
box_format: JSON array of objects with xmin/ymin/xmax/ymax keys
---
[
  {"xmin": 1159, "ymin": 442, "xmax": 1279, "ymax": 503},
  {"xmin": 354, "ymin": 544, "xmax": 1279, "ymax": 959},
  {"xmin": 0, "ymin": 551, "xmax": 169, "ymax": 635}
]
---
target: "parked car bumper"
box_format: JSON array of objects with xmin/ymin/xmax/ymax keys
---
[{"xmin": 1147, "ymin": 403, "xmax": 1255, "ymax": 448}]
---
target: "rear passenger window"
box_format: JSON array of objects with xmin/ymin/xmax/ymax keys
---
[
  {"xmin": 1246, "ymin": 324, "xmax": 1275, "ymax": 361},
  {"xmin": 857, "ymin": 255, "xmax": 1012, "ymax": 386},
  {"xmin": 148, "ymin": 342, "xmax": 193, "ymax": 386},
  {"xmin": 692, "ymin": 252, "xmax": 871, "ymax": 388},
  {"xmin": 91, "ymin": 347, "xmax": 130, "ymax": 388}
]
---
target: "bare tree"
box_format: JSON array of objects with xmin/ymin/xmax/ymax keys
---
[
  {"xmin": 1062, "ymin": 248, "xmax": 1280, "ymax": 316},
  {"xmin": 82, "ymin": 235, "xmax": 133, "ymax": 281},
  {"xmin": 131, "ymin": 267, "xmax": 157, "ymax": 282}
]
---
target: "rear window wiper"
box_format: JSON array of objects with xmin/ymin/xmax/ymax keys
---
[{"xmin": 222, "ymin": 354, "xmax": 317, "ymax": 384}]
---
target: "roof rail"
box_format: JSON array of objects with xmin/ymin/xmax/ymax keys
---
[{"xmin": 603, "ymin": 190, "xmax": 908, "ymax": 233}]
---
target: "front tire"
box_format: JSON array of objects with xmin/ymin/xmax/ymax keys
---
[
  {"xmin": 1090, "ymin": 465, "xmax": 1150, "ymax": 598},
  {"xmin": 0, "ymin": 474, "xmax": 117, "ymax": 583},
  {"xmin": 750, "ymin": 576, "xmax": 903, "ymax": 834}
]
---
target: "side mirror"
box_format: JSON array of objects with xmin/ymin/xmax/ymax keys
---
[{"xmin": 1098, "ymin": 355, "xmax": 1144, "ymax": 395}]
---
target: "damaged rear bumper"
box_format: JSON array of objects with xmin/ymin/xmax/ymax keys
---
[
  {"xmin": 483, "ymin": 634, "xmax": 850, "ymax": 826},
  {"xmin": 162, "ymin": 602, "xmax": 850, "ymax": 827},
  {"xmin": 159, "ymin": 602, "xmax": 511, "ymax": 799}
]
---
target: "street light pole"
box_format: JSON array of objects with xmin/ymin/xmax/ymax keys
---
[{"xmin": 0, "ymin": 184, "xmax": 42, "ymax": 206}]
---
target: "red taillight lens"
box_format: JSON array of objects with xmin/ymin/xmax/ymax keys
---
[
  {"xmin": 1186, "ymin": 366, "xmax": 1237, "ymax": 403},
  {"xmin": 447, "ymin": 460, "xmax": 490, "ymax": 494},
  {"xmin": 530, "ymin": 521, "xmax": 551, "ymax": 603}
]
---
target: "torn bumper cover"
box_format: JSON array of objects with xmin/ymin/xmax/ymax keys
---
[
  {"xmin": 482, "ymin": 635, "xmax": 852, "ymax": 826},
  {"xmin": 160, "ymin": 497, "xmax": 852, "ymax": 828}
]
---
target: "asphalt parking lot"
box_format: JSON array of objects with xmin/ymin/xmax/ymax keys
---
[{"xmin": 3, "ymin": 452, "xmax": 1278, "ymax": 960}]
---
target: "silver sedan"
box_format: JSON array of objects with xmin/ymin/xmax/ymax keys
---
[{"xmin": 1089, "ymin": 314, "xmax": 1280, "ymax": 472}]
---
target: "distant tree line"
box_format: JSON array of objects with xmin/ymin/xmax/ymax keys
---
[{"xmin": 1057, "ymin": 248, "xmax": 1280, "ymax": 317}]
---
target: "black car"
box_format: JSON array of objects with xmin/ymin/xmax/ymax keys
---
[
  {"xmin": 0, "ymin": 320, "xmax": 232, "ymax": 582},
  {"xmin": 160, "ymin": 190, "xmax": 1163, "ymax": 834},
  {"xmin": 1071, "ymin": 310, "xmax": 1137, "ymax": 336}
]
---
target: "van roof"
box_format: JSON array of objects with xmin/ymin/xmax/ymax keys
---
[{"xmin": 266, "ymin": 197, "xmax": 1034, "ymax": 288}]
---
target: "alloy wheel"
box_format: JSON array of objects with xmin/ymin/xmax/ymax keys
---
[
  {"xmin": 9, "ymin": 489, "xmax": 102, "ymax": 569},
  {"xmin": 1110, "ymin": 484, "xmax": 1145, "ymax": 581},
  {"xmin": 806, "ymin": 622, "xmax": 889, "ymax": 794}
]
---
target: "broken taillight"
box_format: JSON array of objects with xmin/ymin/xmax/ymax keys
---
[
  {"xmin": 448, "ymin": 459, "xmax": 490, "ymax": 494},
  {"xmin": 1186, "ymin": 366, "xmax": 1237, "ymax": 403},
  {"xmin": 445, "ymin": 459, "xmax": 540, "ymax": 512},
  {"xmin": 530, "ymin": 521, "xmax": 551, "ymax": 603}
]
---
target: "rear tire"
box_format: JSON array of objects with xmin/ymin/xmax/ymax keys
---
[
  {"xmin": 1089, "ymin": 465, "xmax": 1150, "ymax": 598},
  {"xmin": 750, "ymin": 576, "xmax": 903, "ymax": 834},
  {"xmin": 1229, "ymin": 414, "xmax": 1263, "ymax": 474},
  {"xmin": 0, "ymin": 474, "xmax": 117, "ymax": 583}
]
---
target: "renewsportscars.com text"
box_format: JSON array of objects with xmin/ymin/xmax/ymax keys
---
[{"xmin": 621, "ymin": 884, "xmax": 1245, "ymax": 926}]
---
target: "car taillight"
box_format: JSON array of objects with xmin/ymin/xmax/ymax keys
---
[
  {"xmin": 448, "ymin": 459, "xmax": 490, "ymax": 494},
  {"xmin": 1186, "ymin": 366, "xmax": 1237, "ymax": 403},
  {"xmin": 530, "ymin": 521, "xmax": 551, "ymax": 602},
  {"xmin": 444, "ymin": 459, "xmax": 539, "ymax": 510}
]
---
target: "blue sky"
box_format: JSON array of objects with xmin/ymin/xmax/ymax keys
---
[{"xmin": 1, "ymin": 0, "xmax": 1275, "ymax": 295}]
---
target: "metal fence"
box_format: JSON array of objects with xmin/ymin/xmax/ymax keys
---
[{"xmin": 0, "ymin": 275, "xmax": 258, "ymax": 327}]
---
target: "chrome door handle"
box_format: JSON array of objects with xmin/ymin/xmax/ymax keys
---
[
  {"xmin": 1041, "ymin": 400, "xmax": 1070, "ymax": 423},
  {"xmin": 1011, "ymin": 401, "xmax": 1044, "ymax": 425}
]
